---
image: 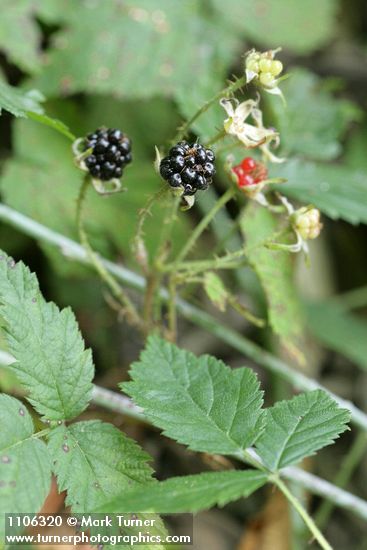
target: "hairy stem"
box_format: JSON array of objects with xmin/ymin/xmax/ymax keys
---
[
  {"xmin": 76, "ymin": 177, "xmax": 142, "ymax": 328},
  {"xmin": 174, "ymin": 75, "xmax": 246, "ymax": 142},
  {"xmin": 163, "ymin": 248, "xmax": 248, "ymax": 274},
  {"xmin": 174, "ymin": 187, "xmax": 236, "ymax": 266},
  {"xmin": 134, "ymin": 184, "xmax": 168, "ymax": 272},
  {"xmin": 1, "ymin": 204, "xmax": 367, "ymax": 433}
]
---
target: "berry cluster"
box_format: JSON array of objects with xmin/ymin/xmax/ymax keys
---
[
  {"xmin": 82, "ymin": 128, "xmax": 132, "ymax": 181},
  {"xmin": 159, "ymin": 141, "xmax": 215, "ymax": 196},
  {"xmin": 245, "ymin": 51, "xmax": 283, "ymax": 88},
  {"xmin": 293, "ymin": 207, "xmax": 322, "ymax": 241},
  {"xmin": 232, "ymin": 157, "xmax": 268, "ymax": 188}
]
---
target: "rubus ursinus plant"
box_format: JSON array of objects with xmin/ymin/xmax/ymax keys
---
[{"xmin": 0, "ymin": 42, "xmax": 366, "ymax": 550}]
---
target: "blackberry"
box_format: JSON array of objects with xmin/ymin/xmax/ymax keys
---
[
  {"xmin": 159, "ymin": 140, "xmax": 215, "ymax": 196},
  {"xmin": 82, "ymin": 128, "xmax": 132, "ymax": 181}
]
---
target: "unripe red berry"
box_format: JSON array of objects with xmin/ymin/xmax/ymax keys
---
[
  {"xmin": 232, "ymin": 165, "xmax": 255, "ymax": 187},
  {"xmin": 241, "ymin": 157, "xmax": 257, "ymax": 172},
  {"xmin": 241, "ymin": 174, "xmax": 255, "ymax": 187}
]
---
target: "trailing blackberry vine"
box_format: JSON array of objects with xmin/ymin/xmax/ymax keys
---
[{"xmin": 1, "ymin": 40, "xmax": 366, "ymax": 550}]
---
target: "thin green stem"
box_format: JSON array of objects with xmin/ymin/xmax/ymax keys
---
[
  {"xmin": 174, "ymin": 187, "xmax": 236, "ymax": 266},
  {"xmin": 76, "ymin": 177, "xmax": 141, "ymax": 328},
  {"xmin": 1, "ymin": 204, "xmax": 367, "ymax": 432},
  {"xmin": 167, "ymin": 274, "xmax": 178, "ymax": 342},
  {"xmin": 148, "ymin": 196, "xmax": 181, "ymax": 332},
  {"xmin": 274, "ymin": 477, "xmax": 333, "ymax": 550},
  {"xmin": 156, "ymin": 195, "xmax": 181, "ymax": 262},
  {"xmin": 134, "ymin": 185, "xmax": 168, "ymax": 271},
  {"xmin": 163, "ymin": 248, "xmax": 248, "ymax": 274},
  {"xmin": 173, "ymin": 75, "xmax": 247, "ymax": 142},
  {"xmin": 205, "ymin": 129, "xmax": 227, "ymax": 147},
  {"xmin": 315, "ymin": 432, "xmax": 367, "ymax": 529}
]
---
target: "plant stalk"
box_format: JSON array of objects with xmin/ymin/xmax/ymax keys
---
[
  {"xmin": 174, "ymin": 75, "xmax": 246, "ymax": 142},
  {"xmin": 1, "ymin": 204, "xmax": 367, "ymax": 433},
  {"xmin": 76, "ymin": 177, "xmax": 142, "ymax": 328},
  {"xmin": 274, "ymin": 477, "xmax": 332, "ymax": 550}
]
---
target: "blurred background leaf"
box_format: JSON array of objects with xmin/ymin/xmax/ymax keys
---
[
  {"xmin": 272, "ymin": 159, "xmax": 367, "ymax": 224},
  {"xmin": 306, "ymin": 301, "xmax": 367, "ymax": 372},
  {"xmin": 0, "ymin": 0, "xmax": 43, "ymax": 73},
  {"xmin": 210, "ymin": 0, "xmax": 338, "ymax": 54},
  {"xmin": 242, "ymin": 202, "xmax": 306, "ymax": 365},
  {"xmin": 30, "ymin": 0, "xmax": 240, "ymax": 100},
  {"xmin": 267, "ymin": 68, "xmax": 361, "ymax": 161}
]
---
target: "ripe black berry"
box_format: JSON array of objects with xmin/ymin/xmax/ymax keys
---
[
  {"xmin": 82, "ymin": 127, "xmax": 132, "ymax": 181},
  {"xmin": 205, "ymin": 149, "xmax": 215, "ymax": 162},
  {"xmin": 159, "ymin": 141, "xmax": 215, "ymax": 196},
  {"xmin": 204, "ymin": 162, "xmax": 215, "ymax": 176},
  {"xmin": 182, "ymin": 167, "xmax": 197, "ymax": 184},
  {"xmin": 196, "ymin": 174, "xmax": 208, "ymax": 190},
  {"xmin": 171, "ymin": 155, "xmax": 185, "ymax": 171},
  {"xmin": 160, "ymin": 162, "xmax": 173, "ymax": 179},
  {"xmin": 169, "ymin": 173, "xmax": 183, "ymax": 187}
]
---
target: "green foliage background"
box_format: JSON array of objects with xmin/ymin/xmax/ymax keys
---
[{"xmin": 0, "ymin": 1, "xmax": 367, "ymax": 548}]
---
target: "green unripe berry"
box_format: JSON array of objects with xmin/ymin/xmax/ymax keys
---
[
  {"xmin": 259, "ymin": 72, "xmax": 275, "ymax": 87},
  {"xmin": 246, "ymin": 59, "xmax": 260, "ymax": 73},
  {"xmin": 259, "ymin": 58, "xmax": 273, "ymax": 73},
  {"xmin": 270, "ymin": 60, "xmax": 283, "ymax": 76}
]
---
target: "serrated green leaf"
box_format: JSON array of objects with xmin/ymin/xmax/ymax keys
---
[
  {"xmin": 124, "ymin": 335, "xmax": 265, "ymax": 455},
  {"xmin": 271, "ymin": 159, "xmax": 367, "ymax": 225},
  {"xmin": 0, "ymin": 251, "xmax": 94, "ymax": 420},
  {"xmin": 256, "ymin": 390, "xmax": 350, "ymax": 471},
  {"xmin": 0, "ymin": 0, "xmax": 42, "ymax": 73},
  {"xmin": 267, "ymin": 69, "xmax": 360, "ymax": 161},
  {"xmin": 306, "ymin": 301, "xmax": 367, "ymax": 372},
  {"xmin": 31, "ymin": 0, "xmax": 239, "ymax": 100},
  {"xmin": 210, "ymin": 0, "xmax": 337, "ymax": 54},
  {"xmin": 0, "ymin": 394, "xmax": 51, "ymax": 535},
  {"xmin": 48, "ymin": 421, "xmax": 154, "ymax": 512},
  {"xmin": 241, "ymin": 202, "xmax": 306, "ymax": 364},
  {"xmin": 103, "ymin": 470, "xmax": 267, "ymax": 513},
  {"xmin": 0, "ymin": 79, "xmax": 44, "ymax": 117}
]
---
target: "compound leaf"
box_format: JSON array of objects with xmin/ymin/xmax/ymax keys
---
[
  {"xmin": 104, "ymin": 470, "xmax": 267, "ymax": 513},
  {"xmin": 0, "ymin": 394, "xmax": 51, "ymax": 535},
  {"xmin": 256, "ymin": 390, "xmax": 350, "ymax": 471},
  {"xmin": 124, "ymin": 335, "xmax": 265, "ymax": 455},
  {"xmin": 0, "ymin": 251, "xmax": 94, "ymax": 420}
]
